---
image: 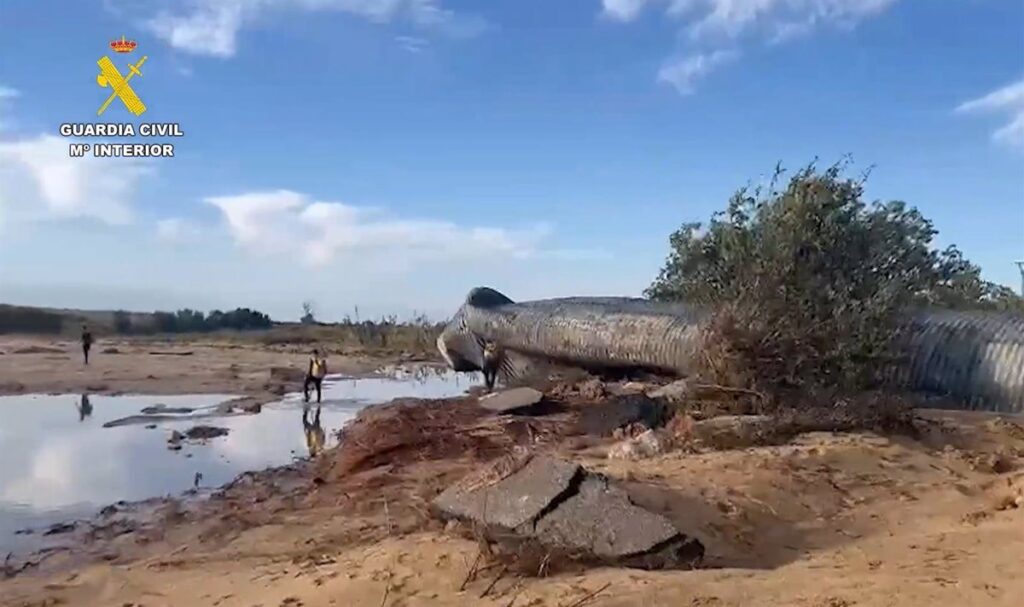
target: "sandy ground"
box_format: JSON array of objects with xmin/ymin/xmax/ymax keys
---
[
  {"xmin": 0, "ymin": 335, "xmax": 395, "ymax": 400},
  {"xmin": 2, "ymin": 339, "xmax": 1024, "ymax": 607}
]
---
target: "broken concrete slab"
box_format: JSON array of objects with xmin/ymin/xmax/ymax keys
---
[
  {"xmin": 433, "ymin": 455, "xmax": 581, "ymax": 529},
  {"xmin": 432, "ymin": 454, "xmax": 704, "ymax": 570},
  {"xmin": 478, "ymin": 387, "xmax": 544, "ymax": 414},
  {"xmin": 533, "ymin": 475, "xmax": 703, "ymax": 568}
]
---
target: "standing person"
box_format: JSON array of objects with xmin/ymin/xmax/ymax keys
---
[
  {"xmin": 80, "ymin": 324, "xmax": 93, "ymax": 365},
  {"xmin": 303, "ymin": 348, "xmax": 327, "ymax": 404}
]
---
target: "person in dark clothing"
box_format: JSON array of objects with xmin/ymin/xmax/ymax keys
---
[
  {"xmin": 303, "ymin": 349, "xmax": 327, "ymax": 404},
  {"xmin": 81, "ymin": 325, "xmax": 93, "ymax": 365}
]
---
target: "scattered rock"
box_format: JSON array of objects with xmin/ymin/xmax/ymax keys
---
[
  {"xmin": 576, "ymin": 395, "xmax": 671, "ymax": 437},
  {"xmin": 184, "ymin": 425, "xmax": 230, "ymax": 440},
  {"xmin": 43, "ymin": 522, "xmax": 77, "ymax": 536},
  {"xmin": 648, "ymin": 379, "xmax": 692, "ymax": 402},
  {"xmin": 145, "ymin": 424, "xmax": 157, "ymax": 430},
  {"xmin": 432, "ymin": 454, "xmax": 704, "ymax": 570},
  {"xmin": 618, "ymin": 381, "xmax": 657, "ymax": 394},
  {"xmin": 608, "ymin": 429, "xmax": 673, "ymax": 461},
  {"xmin": 578, "ymin": 378, "xmax": 609, "ymax": 400},
  {"xmin": 101, "ymin": 347, "xmax": 121, "ymax": 354},
  {"xmin": 221, "ymin": 396, "xmax": 264, "ymax": 414},
  {"xmin": 478, "ymin": 387, "xmax": 544, "ymax": 414},
  {"xmin": 976, "ymin": 453, "xmax": 1016, "ymax": 475},
  {"xmin": 693, "ymin": 415, "xmax": 774, "ymax": 449}
]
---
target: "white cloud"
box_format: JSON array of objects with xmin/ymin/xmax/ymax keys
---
[
  {"xmin": 205, "ymin": 189, "xmax": 558, "ymax": 267},
  {"xmin": 602, "ymin": 0, "xmax": 651, "ymax": 21},
  {"xmin": 0, "ymin": 86, "xmax": 154, "ymax": 233},
  {"xmin": 601, "ymin": 0, "xmax": 899, "ymax": 94},
  {"xmin": 156, "ymin": 217, "xmax": 202, "ymax": 242},
  {"xmin": 657, "ymin": 49, "xmax": 738, "ymax": 94},
  {"xmin": 956, "ymin": 78, "xmax": 1024, "ymax": 148},
  {"xmin": 142, "ymin": 0, "xmax": 484, "ymax": 58},
  {"xmin": 0, "ymin": 135, "xmax": 153, "ymax": 228}
]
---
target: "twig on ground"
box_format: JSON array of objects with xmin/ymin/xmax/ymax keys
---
[
  {"xmin": 693, "ymin": 383, "xmax": 766, "ymax": 400},
  {"xmin": 537, "ymin": 552, "xmax": 551, "ymax": 578},
  {"xmin": 505, "ymin": 579, "xmax": 525, "ymax": 607},
  {"xmin": 460, "ymin": 549, "xmax": 482, "ymax": 591},
  {"xmin": 379, "ymin": 568, "xmax": 392, "ymax": 607},
  {"xmin": 383, "ymin": 497, "xmax": 392, "ymax": 536},
  {"xmin": 563, "ymin": 582, "xmax": 612, "ymax": 607},
  {"xmin": 480, "ymin": 565, "xmax": 508, "ymax": 598}
]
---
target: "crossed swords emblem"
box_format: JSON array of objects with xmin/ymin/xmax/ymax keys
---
[{"xmin": 96, "ymin": 55, "xmax": 148, "ymax": 117}]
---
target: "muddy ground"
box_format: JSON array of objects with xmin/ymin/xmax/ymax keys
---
[
  {"xmin": 1, "ymin": 336, "xmax": 1023, "ymax": 607},
  {"xmin": 0, "ymin": 335, "xmax": 406, "ymax": 401}
]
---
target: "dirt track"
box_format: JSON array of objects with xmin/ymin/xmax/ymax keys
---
[{"xmin": 1, "ymin": 339, "xmax": 1024, "ymax": 607}]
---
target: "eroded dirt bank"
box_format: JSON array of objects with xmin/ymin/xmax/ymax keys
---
[{"xmin": 2, "ymin": 378, "xmax": 1023, "ymax": 607}]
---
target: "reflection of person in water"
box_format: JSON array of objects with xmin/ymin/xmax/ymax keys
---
[
  {"xmin": 303, "ymin": 405, "xmax": 325, "ymax": 458},
  {"xmin": 77, "ymin": 394, "xmax": 93, "ymax": 421}
]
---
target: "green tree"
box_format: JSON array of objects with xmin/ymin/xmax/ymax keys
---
[{"xmin": 647, "ymin": 160, "xmax": 1024, "ymax": 395}]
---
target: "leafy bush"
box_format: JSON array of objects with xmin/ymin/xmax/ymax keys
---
[{"xmin": 646, "ymin": 160, "xmax": 1024, "ymax": 397}]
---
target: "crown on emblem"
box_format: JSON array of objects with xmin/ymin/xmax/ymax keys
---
[{"xmin": 110, "ymin": 36, "xmax": 137, "ymax": 53}]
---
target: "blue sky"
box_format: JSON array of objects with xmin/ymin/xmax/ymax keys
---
[{"xmin": 0, "ymin": 0, "xmax": 1022, "ymax": 321}]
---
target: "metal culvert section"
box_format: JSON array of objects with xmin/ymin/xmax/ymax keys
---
[
  {"xmin": 899, "ymin": 311, "xmax": 1024, "ymax": 413},
  {"xmin": 439, "ymin": 287, "xmax": 1024, "ymax": 412},
  {"xmin": 462, "ymin": 296, "xmax": 708, "ymax": 377}
]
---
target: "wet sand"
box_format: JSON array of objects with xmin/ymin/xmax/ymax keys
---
[{"xmin": 1, "ymin": 340, "xmax": 1023, "ymax": 606}]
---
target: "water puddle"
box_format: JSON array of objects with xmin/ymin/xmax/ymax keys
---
[{"xmin": 0, "ymin": 368, "xmax": 476, "ymax": 555}]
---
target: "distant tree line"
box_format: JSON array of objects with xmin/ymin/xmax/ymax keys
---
[
  {"xmin": 113, "ymin": 307, "xmax": 273, "ymax": 334},
  {"xmin": 0, "ymin": 305, "xmax": 65, "ymax": 334}
]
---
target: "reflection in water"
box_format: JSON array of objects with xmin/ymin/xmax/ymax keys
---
[
  {"xmin": 0, "ymin": 369, "xmax": 472, "ymax": 555},
  {"xmin": 303, "ymin": 405, "xmax": 325, "ymax": 458},
  {"xmin": 76, "ymin": 394, "xmax": 93, "ymax": 422}
]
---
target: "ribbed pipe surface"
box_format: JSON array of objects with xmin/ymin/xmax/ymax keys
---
[{"xmin": 439, "ymin": 287, "xmax": 1024, "ymax": 413}]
